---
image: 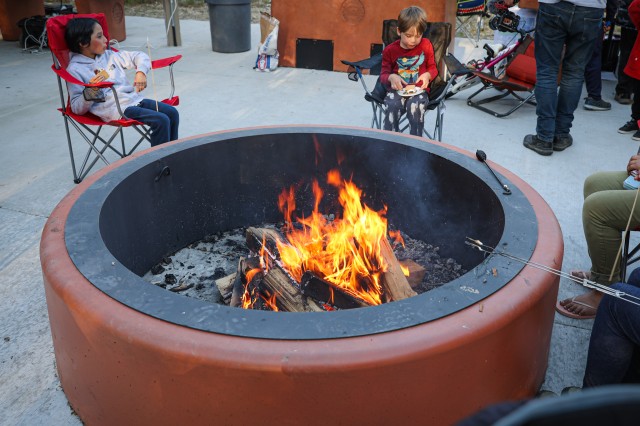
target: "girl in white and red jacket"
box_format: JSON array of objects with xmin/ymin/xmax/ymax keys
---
[{"xmin": 65, "ymin": 17, "xmax": 178, "ymax": 146}]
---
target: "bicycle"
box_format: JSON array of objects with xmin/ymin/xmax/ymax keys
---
[{"xmin": 447, "ymin": 1, "xmax": 533, "ymax": 97}]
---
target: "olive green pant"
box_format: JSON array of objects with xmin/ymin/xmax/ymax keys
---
[{"xmin": 584, "ymin": 171, "xmax": 640, "ymax": 284}]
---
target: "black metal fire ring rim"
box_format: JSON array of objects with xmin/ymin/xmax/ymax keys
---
[{"xmin": 65, "ymin": 126, "xmax": 538, "ymax": 340}]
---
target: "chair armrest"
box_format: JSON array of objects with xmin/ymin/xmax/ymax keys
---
[
  {"xmin": 51, "ymin": 65, "xmax": 115, "ymax": 89},
  {"xmin": 341, "ymin": 53, "xmax": 382, "ymax": 71},
  {"xmin": 152, "ymin": 54, "xmax": 183, "ymax": 69},
  {"xmin": 444, "ymin": 54, "xmax": 473, "ymax": 77}
]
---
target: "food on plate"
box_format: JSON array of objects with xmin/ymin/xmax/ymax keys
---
[{"xmin": 403, "ymin": 84, "xmax": 417, "ymax": 94}]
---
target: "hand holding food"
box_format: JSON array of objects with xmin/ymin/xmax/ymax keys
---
[
  {"xmin": 417, "ymin": 72, "xmax": 431, "ymax": 89},
  {"xmin": 627, "ymin": 155, "xmax": 640, "ymax": 178},
  {"xmin": 90, "ymin": 68, "xmax": 109, "ymax": 84},
  {"xmin": 389, "ymin": 74, "xmax": 406, "ymax": 91},
  {"xmin": 133, "ymin": 71, "xmax": 147, "ymax": 93}
]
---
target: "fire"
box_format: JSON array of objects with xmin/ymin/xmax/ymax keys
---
[
  {"xmin": 241, "ymin": 267, "xmax": 262, "ymax": 309},
  {"xmin": 273, "ymin": 170, "xmax": 394, "ymax": 306},
  {"xmin": 389, "ymin": 230, "xmax": 410, "ymax": 276}
]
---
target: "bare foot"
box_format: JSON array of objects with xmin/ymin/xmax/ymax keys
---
[{"xmin": 558, "ymin": 290, "xmax": 603, "ymax": 317}]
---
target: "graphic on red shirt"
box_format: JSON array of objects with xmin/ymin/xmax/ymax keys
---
[{"xmin": 397, "ymin": 53, "xmax": 424, "ymax": 84}]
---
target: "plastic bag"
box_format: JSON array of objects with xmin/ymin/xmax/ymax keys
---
[{"xmin": 254, "ymin": 13, "xmax": 280, "ymax": 72}]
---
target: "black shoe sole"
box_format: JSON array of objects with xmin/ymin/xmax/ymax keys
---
[
  {"xmin": 523, "ymin": 143, "xmax": 553, "ymax": 156},
  {"xmin": 553, "ymin": 144, "xmax": 572, "ymax": 152}
]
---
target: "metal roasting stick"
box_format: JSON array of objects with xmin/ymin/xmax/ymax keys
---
[
  {"xmin": 475, "ymin": 150, "xmax": 511, "ymax": 195},
  {"xmin": 465, "ymin": 237, "xmax": 640, "ymax": 307}
]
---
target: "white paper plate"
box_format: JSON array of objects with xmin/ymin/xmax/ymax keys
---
[{"xmin": 397, "ymin": 86, "xmax": 425, "ymax": 97}]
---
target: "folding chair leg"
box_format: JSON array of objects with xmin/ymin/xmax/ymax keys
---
[
  {"xmin": 63, "ymin": 116, "xmax": 81, "ymax": 183},
  {"xmin": 622, "ymin": 230, "xmax": 631, "ymax": 282},
  {"xmin": 120, "ymin": 127, "xmax": 127, "ymax": 156},
  {"xmin": 467, "ymin": 85, "xmax": 536, "ymax": 118},
  {"xmin": 76, "ymin": 127, "xmax": 126, "ymax": 183},
  {"xmin": 457, "ymin": 15, "xmax": 483, "ymax": 48},
  {"xmin": 128, "ymin": 125, "xmax": 152, "ymax": 155},
  {"xmin": 65, "ymin": 118, "xmax": 131, "ymax": 183},
  {"xmin": 370, "ymin": 103, "xmax": 385, "ymax": 130}
]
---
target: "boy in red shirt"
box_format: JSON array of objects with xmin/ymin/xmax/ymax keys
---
[{"xmin": 380, "ymin": 6, "xmax": 438, "ymax": 136}]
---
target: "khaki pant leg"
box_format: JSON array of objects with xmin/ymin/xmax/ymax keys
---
[
  {"xmin": 583, "ymin": 171, "xmax": 640, "ymax": 284},
  {"xmin": 584, "ymin": 171, "xmax": 627, "ymax": 199}
]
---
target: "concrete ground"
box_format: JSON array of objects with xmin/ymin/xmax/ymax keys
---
[{"xmin": 0, "ymin": 16, "xmax": 635, "ymax": 424}]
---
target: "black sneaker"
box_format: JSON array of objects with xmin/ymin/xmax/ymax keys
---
[
  {"xmin": 583, "ymin": 97, "xmax": 611, "ymax": 111},
  {"xmin": 619, "ymin": 120, "xmax": 640, "ymax": 134},
  {"xmin": 523, "ymin": 134, "xmax": 553, "ymax": 156},
  {"xmin": 553, "ymin": 134, "xmax": 573, "ymax": 151},
  {"xmin": 615, "ymin": 92, "xmax": 633, "ymax": 105},
  {"xmin": 633, "ymin": 130, "xmax": 640, "ymax": 141}
]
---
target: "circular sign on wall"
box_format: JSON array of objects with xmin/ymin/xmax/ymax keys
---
[{"xmin": 341, "ymin": 0, "xmax": 365, "ymax": 24}]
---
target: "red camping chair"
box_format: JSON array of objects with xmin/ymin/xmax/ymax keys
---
[
  {"xmin": 466, "ymin": 34, "xmax": 536, "ymax": 118},
  {"xmin": 47, "ymin": 13, "xmax": 181, "ymax": 183}
]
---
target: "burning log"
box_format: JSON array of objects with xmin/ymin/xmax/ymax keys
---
[
  {"xmin": 230, "ymin": 257, "xmax": 256, "ymax": 308},
  {"xmin": 305, "ymin": 297, "xmax": 325, "ymax": 312},
  {"xmin": 300, "ymin": 272, "xmax": 370, "ymax": 309},
  {"xmin": 380, "ymin": 238, "xmax": 417, "ymax": 301},
  {"xmin": 245, "ymin": 226, "xmax": 283, "ymax": 257},
  {"xmin": 399, "ymin": 259, "xmax": 426, "ymax": 289},
  {"xmin": 259, "ymin": 264, "xmax": 308, "ymax": 312}
]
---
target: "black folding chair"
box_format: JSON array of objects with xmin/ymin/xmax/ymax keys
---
[{"xmin": 341, "ymin": 21, "xmax": 461, "ymax": 141}]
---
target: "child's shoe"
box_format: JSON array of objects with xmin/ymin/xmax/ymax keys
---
[{"xmin": 619, "ymin": 120, "xmax": 639, "ymax": 134}]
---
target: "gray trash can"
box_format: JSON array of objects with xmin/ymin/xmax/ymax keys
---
[{"xmin": 205, "ymin": 0, "xmax": 251, "ymax": 53}]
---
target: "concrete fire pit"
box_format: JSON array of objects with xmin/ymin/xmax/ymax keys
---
[{"xmin": 40, "ymin": 126, "xmax": 562, "ymax": 425}]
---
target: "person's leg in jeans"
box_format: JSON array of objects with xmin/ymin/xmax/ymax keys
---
[
  {"xmin": 533, "ymin": 2, "xmax": 601, "ymax": 143},
  {"xmin": 405, "ymin": 92, "xmax": 428, "ymax": 136},
  {"xmin": 553, "ymin": 5, "xmax": 602, "ymax": 138},
  {"xmin": 616, "ymin": 26, "xmax": 637, "ymax": 102},
  {"xmin": 124, "ymin": 99, "xmax": 179, "ymax": 146},
  {"xmin": 582, "ymin": 282, "xmax": 640, "ymax": 387},
  {"xmin": 383, "ymin": 92, "xmax": 406, "ymax": 132},
  {"xmin": 533, "ymin": 2, "xmax": 570, "ymax": 145},
  {"xmin": 583, "ymin": 25, "xmax": 610, "ymax": 110},
  {"xmin": 584, "ymin": 26, "xmax": 603, "ymax": 100}
]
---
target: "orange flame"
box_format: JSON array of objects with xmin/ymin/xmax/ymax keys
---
[
  {"xmin": 389, "ymin": 230, "xmax": 405, "ymax": 248},
  {"xmin": 241, "ymin": 267, "xmax": 262, "ymax": 309},
  {"xmin": 273, "ymin": 170, "xmax": 394, "ymax": 306},
  {"xmin": 262, "ymin": 292, "xmax": 279, "ymax": 312},
  {"xmin": 400, "ymin": 264, "xmax": 410, "ymax": 277}
]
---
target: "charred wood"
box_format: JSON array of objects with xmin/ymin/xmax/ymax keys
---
[
  {"xmin": 259, "ymin": 265, "xmax": 308, "ymax": 312},
  {"xmin": 230, "ymin": 257, "xmax": 262, "ymax": 308},
  {"xmin": 300, "ymin": 272, "xmax": 370, "ymax": 309},
  {"xmin": 245, "ymin": 227, "xmax": 284, "ymax": 258}
]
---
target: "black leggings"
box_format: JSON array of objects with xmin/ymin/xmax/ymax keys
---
[{"xmin": 383, "ymin": 91, "xmax": 429, "ymax": 136}]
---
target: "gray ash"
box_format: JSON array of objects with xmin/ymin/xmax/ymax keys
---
[{"xmin": 143, "ymin": 224, "xmax": 466, "ymax": 304}]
